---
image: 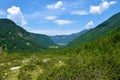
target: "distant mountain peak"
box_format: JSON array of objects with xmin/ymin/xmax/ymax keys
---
[{"xmin": 50, "ymin": 29, "xmax": 89, "ymax": 45}]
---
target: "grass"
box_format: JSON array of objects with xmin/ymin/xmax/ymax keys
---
[{"xmin": 0, "ymin": 52, "xmax": 120, "ymax": 80}]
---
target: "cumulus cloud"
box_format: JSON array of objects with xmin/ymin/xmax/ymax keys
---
[
  {"xmin": 54, "ymin": 20, "xmax": 73, "ymax": 25},
  {"xmin": 90, "ymin": 0, "xmax": 117, "ymax": 14},
  {"xmin": 7, "ymin": 6, "xmax": 27, "ymax": 26},
  {"xmin": 45, "ymin": 16, "xmax": 57, "ymax": 20},
  {"xmin": 47, "ymin": 1, "xmax": 63, "ymax": 10},
  {"xmin": 86, "ymin": 21, "xmax": 94, "ymax": 29},
  {"xmin": 71, "ymin": 10, "xmax": 88, "ymax": 15},
  {"xmin": 71, "ymin": 0, "xmax": 117, "ymax": 15}
]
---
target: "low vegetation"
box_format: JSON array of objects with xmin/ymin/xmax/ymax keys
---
[{"xmin": 0, "ymin": 26, "xmax": 120, "ymax": 80}]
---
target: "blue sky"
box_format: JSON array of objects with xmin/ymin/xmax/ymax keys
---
[{"xmin": 0, "ymin": 0, "xmax": 120, "ymax": 35}]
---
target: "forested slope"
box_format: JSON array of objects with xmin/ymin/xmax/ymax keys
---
[{"xmin": 68, "ymin": 12, "xmax": 120, "ymax": 47}]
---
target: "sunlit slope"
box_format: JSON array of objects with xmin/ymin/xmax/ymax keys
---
[
  {"xmin": 0, "ymin": 19, "xmax": 55, "ymax": 52},
  {"xmin": 68, "ymin": 12, "xmax": 120, "ymax": 47}
]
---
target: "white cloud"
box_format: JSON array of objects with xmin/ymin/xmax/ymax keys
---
[
  {"xmin": 47, "ymin": 1, "xmax": 63, "ymax": 10},
  {"xmin": 45, "ymin": 16, "xmax": 57, "ymax": 20},
  {"xmin": 86, "ymin": 21, "xmax": 94, "ymax": 29},
  {"xmin": 109, "ymin": 1, "xmax": 117, "ymax": 5},
  {"xmin": 90, "ymin": 0, "xmax": 117, "ymax": 14},
  {"xmin": 7, "ymin": 6, "xmax": 27, "ymax": 26},
  {"xmin": 71, "ymin": 10, "xmax": 88, "ymax": 15},
  {"xmin": 0, "ymin": 10, "xmax": 4, "ymax": 15},
  {"xmin": 54, "ymin": 20, "xmax": 73, "ymax": 25},
  {"xmin": 70, "ymin": 0, "xmax": 117, "ymax": 15}
]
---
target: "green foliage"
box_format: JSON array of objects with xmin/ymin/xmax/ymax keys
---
[
  {"xmin": 0, "ymin": 19, "xmax": 56, "ymax": 53},
  {"xmin": 74, "ymin": 26, "xmax": 120, "ymax": 55},
  {"xmin": 68, "ymin": 12, "xmax": 120, "ymax": 47},
  {"xmin": 31, "ymin": 33, "xmax": 56, "ymax": 47},
  {"xmin": 0, "ymin": 49, "xmax": 120, "ymax": 80},
  {"xmin": 18, "ymin": 73, "xmax": 32, "ymax": 80}
]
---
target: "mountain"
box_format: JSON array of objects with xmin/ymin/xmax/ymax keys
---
[
  {"xmin": 75, "ymin": 26, "xmax": 120, "ymax": 53},
  {"xmin": 67, "ymin": 12, "xmax": 120, "ymax": 47},
  {"xmin": 31, "ymin": 33, "xmax": 56, "ymax": 47},
  {"xmin": 50, "ymin": 29, "xmax": 89, "ymax": 46},
  {"xmin": 0, "ymin": 19, "xmax": 55, "ymax": 53}
]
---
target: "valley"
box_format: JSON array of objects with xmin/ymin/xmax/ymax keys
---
[{"xmin": 0, "ymin": 3, "xmax": 120, "ymax": 80}]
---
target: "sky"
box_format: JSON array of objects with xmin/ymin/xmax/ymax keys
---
[{"xmin": 0, "ymin": 0, "xmax": 120, "ymax": 35}]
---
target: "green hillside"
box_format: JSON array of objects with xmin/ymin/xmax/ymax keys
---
[
  {"xmin": 50, "ymin": 29, "xmax": 89, "ymax": 46},
  {"xmin": 0, "ymin": 19, "xmax": 55, "ymax": 53},
  {"xmin": 68, "ymin": 12, "xmax": 120, "ymax": 47},
  {"xmin": 31, "ymin": 33, "xmax": 56, "ymax": 47},
  {"xmin": 74, "ymin": 26, "xmax": 120, "ymax": 54}
]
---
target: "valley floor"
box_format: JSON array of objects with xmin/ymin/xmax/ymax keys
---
[{"xmin": 0, "ymin": 52, "xmax": 120, "ymax": 80}]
